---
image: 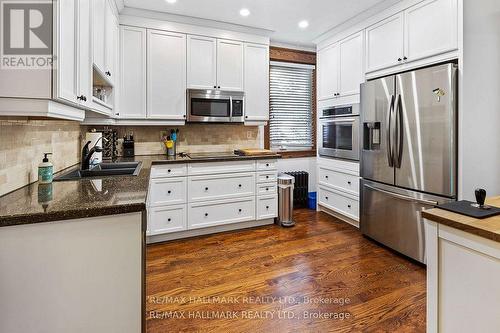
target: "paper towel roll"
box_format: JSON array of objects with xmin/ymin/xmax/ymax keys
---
[{"xmin": 86, "ymin": 132, "xmax": 103, "ymax": 166}]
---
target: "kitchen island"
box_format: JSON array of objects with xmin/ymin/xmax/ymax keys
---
[
  {"xmin": 0, "ymin": 153, "xmax": 280, "ymax": 333},
  {"xmin": 422, "ymin": 197, "xmax": 500, "ymax": 333}
]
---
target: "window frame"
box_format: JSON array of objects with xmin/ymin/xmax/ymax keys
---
[{"xmin": 265, "ymin": 46, "xmax": 317, "ymax": 159}]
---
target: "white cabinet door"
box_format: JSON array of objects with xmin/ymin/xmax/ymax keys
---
[
  {"xmin": 104, "ymin": 1, "xmax": 118, "ymax": 84},
  {"xmin": 404, "ymin": 0, "xmax": 458, "ymax": 62},
  {"xmin": 217, "ymin": 39, "xmax": 244, "ymax": 91},
  {"xmin": 92, "ymin": 0, "xmax": 106, "ymax": 73},
  {"xmin": 365, "ymin": 13, "xmax": 404, "ymax": 73},
  {"xmin": 318, "ymin": 42, "xmax": 339, "ymax": 100},
  {"xmin": 147, "ymin": 30, "xmax": 186, "ymax": 120},
  {"xmin": 187, "ymin": 35, "xmax": 217, "ymax": 89},
  {"xmin": 339, "ymin": 32, "xmax": 364, "ymax": 97},
  {"xmin": 244, "ymin": 43, "xmax": 269, "ymax": 122},
  {"xmin": 55, "ymin": 0, "xmax": 78, "ymax": 105},
  {"xmin": 76, "ymin": 0, "xmax": 92, "ymax": 108},
  {"xmin": 119, "ymin": 26, "xmax": 147, "ymax": 118},
  {"xmin": 147, "ymin": 205, "xmax": 187, "ymax": 235}
]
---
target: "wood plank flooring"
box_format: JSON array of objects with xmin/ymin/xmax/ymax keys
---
[{"xmin": 146, "ymin": 209, "xmax": 426, "ymax": 332}]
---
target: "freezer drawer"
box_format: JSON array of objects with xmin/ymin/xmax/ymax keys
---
[{"xmin": 360, "ymin": 179, "xmax": 452, "ymax": 263}]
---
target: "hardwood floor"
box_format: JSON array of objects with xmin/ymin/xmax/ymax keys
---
[{"xmin": 146, "ymin": 209, "xmax": 426, "ymax": 332}]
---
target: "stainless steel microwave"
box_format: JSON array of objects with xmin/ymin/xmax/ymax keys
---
[
  {"xmin": 319, "ymin": 104, "xmax": 360, "ymax": 161},
  {"xmin": 187, "ymin": 89, "xmax": 244, "ymax": 123}
]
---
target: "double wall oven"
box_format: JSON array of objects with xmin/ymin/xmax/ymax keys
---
[
  {"xmin": 187, "ymin": 89, "xmax": 244, "ymax": 123},
  {"xmin": 319, "ymin": 104, "xmax": 360, "ymax": 161}
]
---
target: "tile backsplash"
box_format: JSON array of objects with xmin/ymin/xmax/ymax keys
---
[
  {"xmin": 85, "ymin": 124, "xmax": 263, "ymax": 156},
  {"xmin": 0, "ymin": 118, "xmax": 81, "ymax": 196}
]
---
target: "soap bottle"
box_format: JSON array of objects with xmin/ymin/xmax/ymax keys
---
[{"xmin": 38, "ymin": 153, "xmax": 53, "ymax": 184}]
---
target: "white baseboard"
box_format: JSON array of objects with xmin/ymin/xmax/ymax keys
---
[{"xmin": 318, "ymin": 204, "xmax": 359, "ymax": 228}]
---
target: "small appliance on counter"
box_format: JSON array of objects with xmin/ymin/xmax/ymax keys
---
[{"xmin": 123, "ymin": 133, "xmax": 135, "ymax": 157}]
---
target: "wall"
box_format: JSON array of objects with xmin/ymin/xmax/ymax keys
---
[
  {"xmin": 85, "ymin": 124, "xmax": 261, "ymax": 156},
  {"xmin": 460, "ymin": 0, "xmax": 500, "ymax": 199},
  {"xmin": 277, "ymin": 157, "xmax": 317, "ymax": 192},
  {"xmin": 0, "ymin": 118, "xmax": 81, "ymax": 196}
]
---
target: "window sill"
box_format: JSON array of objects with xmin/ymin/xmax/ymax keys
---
[{"xmin": 274, "ymin": 150, "xmax": 317, "ymax": 159}]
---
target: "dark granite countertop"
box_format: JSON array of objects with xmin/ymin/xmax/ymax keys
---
[{"xmin": 0, "ymin": 154, "xmax": 281, "ymax": 227}]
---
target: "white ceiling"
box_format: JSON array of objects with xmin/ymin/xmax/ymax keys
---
[{"xmin": 122, "ymin": 0, "xmax": 391, "ymax": 47}]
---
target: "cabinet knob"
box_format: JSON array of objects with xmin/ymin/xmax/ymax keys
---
[
  {"xmin": 213, "ymin": 86, "xmax": 217, "ymax": 88},
  {"xmin": 403, "ymin": 56, "xmax": 408, "ymax": 60},
  {"xmin": 266, "ymin": 206, "xmax": 269, "ymax": 210},
  {"xmin": 115, "ymin": 113, "xmax": 120, "ymax": 116},
  {"xmin": 398, "ymin": 58, "xmax": 402, "ymax": 62},
  {"xmin": 167, "ymin": 169, "xmax": 171, "ymax": 173},
  {"xmin": 238, "ymin": 209, "xmax": 242, "ymax": 213},
  {"xmin": 217, "ymin": 86, "xmax": 221, "ymax": 89},
  {"xmin": 205, "ymin": 187, "xmax": 208, "ymax": 191},
  {"xmin": 245, "ymin": 116, "xmax": 248, "ymax": 119},
  {"xmin": 266, "ymin": 176, "xmax": 269, "ymax": 179},
  {"xmin": 77, "ymin": 95, "xmax": 86, "ymax": 101},
  {"xmin": 105, "ymin": 71, "xmax": 111, "ymax": 76},
  {"xmin": 266, "ymin": 163, "xmax": 269, "ymax": 167},
  {"xmin": 266, "ymin": 188, "xmax": 269, "ymax": 191},
  {"xmin": 238, "ymin": 184, "xmax": 242, "ymax": 188},
  {"xmin": 204, "ymin": 213, "xmax": 208, "ymax": 217},
  {"xmin": 325, "ymin": 175, "xmax": 329, "ymax": 179},
  {"xmin": 325, "ymin": 196, "xmax": 329, "ymax": 200},
  {"xmin": 347, "ymin": 181, "xmax": 351, "ymax": 185},
  {"xmin": 348, "ymin": 204, "xmax": 352, "ymax": 209},
  {"xmin": 167, "ymin": 190, "xmax": 171, "ymax": 194},
  {"xmin": 167, "ymin": 218, "xmax": 171, "ymax": 222}
]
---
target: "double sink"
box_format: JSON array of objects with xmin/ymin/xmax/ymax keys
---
[{"xmin": 54, "ymin": 162, "xmax": 142, "ymax": 181}]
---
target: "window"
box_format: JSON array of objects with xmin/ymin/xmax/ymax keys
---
[{"xmin": 268, "ymin": 61, "xmax": 315, "ymax": 153}]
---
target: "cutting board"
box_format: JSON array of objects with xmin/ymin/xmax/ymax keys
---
[{"xmin": 235, "ymin": 149, "xmax": 276, "ymax": 156}]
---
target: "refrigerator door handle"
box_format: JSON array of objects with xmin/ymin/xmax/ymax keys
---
[
  {"xmin": 394, "ymin": 94, "xmax": 404, "ymax": 168},
  {"xmin": 386, "ymin": 95, "xmax": 395, "ymax": 167},
  {"xmin": 363, "ymin": 184, "xmax": 438, "ymax": 206}
]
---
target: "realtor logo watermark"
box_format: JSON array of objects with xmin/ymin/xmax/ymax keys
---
[{"xmin": 1, "ymin": 0, "xmax": 52, "ymax": 69}]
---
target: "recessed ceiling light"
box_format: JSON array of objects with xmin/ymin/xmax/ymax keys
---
[
  {"xmin": 166, "ymin": 0, "xmax": 177, "ymax": 4},
  {"xmin": 298, "ymin": 20, "xmax": 309, "ymax": 29},
  {"xmin": 240, "ymin": 8, "xmax": 250, "ymax": 17}
]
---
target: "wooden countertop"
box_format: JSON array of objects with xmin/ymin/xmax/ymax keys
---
[{"xmin": 422, "ymin": 196, "xmax": 500, "ymax": 243}]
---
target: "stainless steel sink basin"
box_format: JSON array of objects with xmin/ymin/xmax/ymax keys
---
[{"xmin": 54, "ymin": 162, "xmax": 142, "ymax": 181}]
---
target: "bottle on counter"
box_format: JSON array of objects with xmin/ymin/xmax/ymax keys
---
[{"xmin": 38, "ymin": 153, "xmax": 53, "ymax": 184}]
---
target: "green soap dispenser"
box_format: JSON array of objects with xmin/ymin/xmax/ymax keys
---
[{"xmin": 38, "ymin": 153, "xmax": 53, "ymax": 184}]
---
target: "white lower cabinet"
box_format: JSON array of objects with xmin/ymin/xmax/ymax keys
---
[
  {"xmin": 188, "ymin": 197, "xmax": 255, "ymax": 229},
  {"xmin": 147, "ymin": 159, "xmax": 278, "ymax": 240},
  {"xmin": 318, "ymin": 186, "xmax": 359, "ymax": 221},
  {"xmin": 147, "ymin": 205, "xmax": 187, "ymax": 235},
  {"xmin": 257, "ymin": 195, "xmax": 278, "ymax": 220},
  {"xmin": 318, "ymin": 166, "xmax": 359, "ymax": 196}
]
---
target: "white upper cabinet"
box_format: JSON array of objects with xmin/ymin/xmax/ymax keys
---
[
  {"xmin": 404, "ymin": 0, "xmax": 458, "ymax": 62},
  {"xmin": 55, "ymin": 0, "xmax": 78, "ymax": 105},
  {"xmin": 119, "ymin": 26, "xmax": 147, "ymax": 118},
  {"xmin": 339, "ymin": 31, "xmax": 364, "ymax": 97},
  {"xmin": 187, "ymin": 35, "xmax": 217, "ymax": 89},
  {"xmin": 147, "ymin": 30, "xmax": 187, "ymax": 120},
  {"xmin": 365, "ymin": 13, "xmax": 404, "ymax": 73},
  {"xmin": 92, "ymin": 0, "xmax": 106, "ymax": 73},
  {"xmin": 244, "ymin": 43, "xmax": 269, "ymax": 122},
  {"xmin": 76, "ymin": 0, "xmax": 92, "ymax": 108},
  {"xmin": 318, "ymin": 42, "xmax": 339, "ymax": 100},
  {"xmin": 217, "ymin": 39, "xmax": 244, "ymax": 91},
  {"xmin": 104, "ymin": 1, "xmax": 118, "ymax": 84}
]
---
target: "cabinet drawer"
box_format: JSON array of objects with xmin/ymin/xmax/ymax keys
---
[
  {"xmin": 319, "ymin": 167, "xmax": 359, "ymax": 195},
  {"xmin": 256, "ymin": 171, "xmax": 277, "ymax": 183},
  {"xmin": 319, "ymin": 186, "xmax": 359, "ymax": 221},
  {"xmin": 188, "ymin": 197, "xmax": 255, "ymax": 229},
  {"xmin": 148, "ymin": 177, "xmax": 187, "ymax": 207},
  {"xmin": 150, "ymin": 164, "xmax": 187, "ymax": 178},
  {"xmin": 256, "ymin": 195, "xmax": 277, "ymax": 220},
  {"xmin": 188, "ymin": 172, "xmax": 255, "ymax": 202},
  {"xmin": 188, "ymin": 160, "xmax": 255, "ymax": 175},
  {"xmin": 257, "ymin": 182, "xmax": 277, "ymax": 195},
  {"xmin": 256, "ymin": 159, "xmax": 278, "ymax": 171},
  {"xmin": 147, "ymin": 204, "xmax": 187, "ymax": 235}
]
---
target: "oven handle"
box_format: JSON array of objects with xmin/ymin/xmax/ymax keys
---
[{"xmin": 321, "ymin": 117, "xmax": 357, "ymax": 124}]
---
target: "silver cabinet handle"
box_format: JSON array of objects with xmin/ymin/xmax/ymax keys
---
[{"xmin": 364, "ymin": 184, "xmax": 437, "ymax": 206}]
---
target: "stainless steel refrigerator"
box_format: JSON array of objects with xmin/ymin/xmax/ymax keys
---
[{"xmin": 360, "ymin": 63, "xmax": 457, "ymax": 264}]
